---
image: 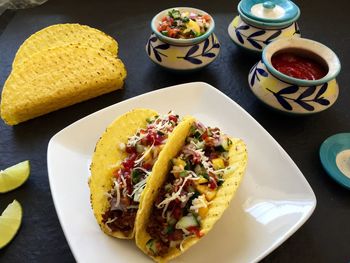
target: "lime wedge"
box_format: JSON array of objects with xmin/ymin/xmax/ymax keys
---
[
  {"xmin": 0, "ymin": 200, "xmax": 22, "ymax": 249},
  {"xmin": 0, "ymin": 161, "xmax": 30, "ymax": 193}
]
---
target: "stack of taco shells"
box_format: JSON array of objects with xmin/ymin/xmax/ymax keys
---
[{"xmin": 0, "ymin": 23, "xmax": 127, "ymax": 125}]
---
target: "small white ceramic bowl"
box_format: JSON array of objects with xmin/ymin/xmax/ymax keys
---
[
  {"xmin": 248, "ymin": 37, "xmax": 341, "ymax": 114},
  {"xmin": 146, "ymin": 7, "xmax": 220, "ymax": 71}
]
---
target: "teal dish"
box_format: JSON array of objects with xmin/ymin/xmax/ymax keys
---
[
  {"xmin": 239, "ymin": 0, "xmax": 300, "ymax": 24},
  {"xmin": 319, "ymin": 133, "xmax": 350, "ymax": 190}
]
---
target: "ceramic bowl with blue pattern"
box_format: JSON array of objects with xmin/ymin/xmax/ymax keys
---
[
  {"xmin": 248, "ymin": 38, "xmax": 341, "ymax": 114},
  {"xmin": 228, "ymin": 0, "xmax": 301, "ymax": 53},
  {"xmin": 146, "ymin": 7, "xmax": 220, "ymax": 71}
]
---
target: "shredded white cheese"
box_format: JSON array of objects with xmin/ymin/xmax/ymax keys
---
[
  {"xmin": 110, "ymin": 180, "xmax": 121, "ymax": 211},
  {"xmin": 190, "ymin": 195, "xmax": 208, "ymax": 213},
  {"xmin": 134, "ymin": 144, "xmax": 154, "ymax": 165},
  {"xmin": 128, "ymin": 168, "xmax": 151, "ymax": 202},
  {"xmin": 105, "ymin": 217, "xmax": 117, "ymax": 224},
  {"xmin": 156, "ymin": 174, "xmax": 199, "ymax": 218}
]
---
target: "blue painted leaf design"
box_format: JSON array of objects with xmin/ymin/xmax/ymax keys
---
[
  {"xmin": 203, "ymin": 53, "xmax": 215, "ymax": 58},
  {"xmin": 257, "ymin": 68, "xmax": 268, "ymax": 77},
  {"xmin": 314, "ymin": 83, "xmax": 328, "ymax": 99},
  {"xmin": 277, "ymin": 85, "xmax": 299, "ymax": 95},
  {"xmin": 248, "ymin": 30, "xmax": 266, "ymax": 38},
  {"xmin": 274, "ymin": 94, "xmax": 293, "ymax": 110},
  {"xmin": 297, "ymin": 86, "xmax": 316, "ymax": 100},
  {"xmin": 264, "ymin": 30, "xmax": 282, "ymax": 44},
  {"xmin": 185, "ymin": 45, "xmax": 199, "ymax": 57},
  {"xmin": 249, "ymin": 62, "xmax": 258, "ymax": 74},
  {"xmin": 147, "ymin": 42, "xmax": 151, "ymax": 56},
  {"xmin": 202, "ymin": 38, "xmax": 209, "ymax": 53},
  {"xmin": 315, "ymin": 98, "xmax": 330, "ymax": 105},
  {"xmin": 154, "ymin": 49, "xmax": 162, "ymax": 62},
  {"xmin": 235, "ymin": 31, "xmax": 244, "ymax": 44},
  {"xmin": 295, "ymin": 100, "xmax": 314, "ymax": 111},
  {"xmin": 155, "ymin": 43, "xmax": 170, "ymax": 50},
  {"xmin": 247, "ymin": 38, "xmax": 262, "ymax": 49},
  {"xmin": 150, "ymin": 36, "xmax": 157, "ymax": 42},
  {"xmin": 250, "ymin": 71, "xmax": 256, "ymax": 86},
  {"xmin": 212, "ymin": 43, "xmax": 220, "ymax": 48},
  {"xmin": 236, "ymin": 25, "xmax": 249, "ymax": 30},
  {"xmin": 184, "ymin": 57, "xmax": 202, "ymax": 64}
]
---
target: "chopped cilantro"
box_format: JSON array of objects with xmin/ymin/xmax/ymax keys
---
[
  {"xmin": 182, "ymin": 16, "xmax": 189, "ymax": 22},
  {"xmin": 132, "ymin": 170, "xmax": 142, "ymax": 184},
  {"xmin": 168, "ymin": 9, "xmax": 181, "ymax": 19}
]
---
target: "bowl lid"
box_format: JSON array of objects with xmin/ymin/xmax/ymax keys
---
[{"xmin": 239, "ymin": 0, "xmax": 300, "ymax": 25}]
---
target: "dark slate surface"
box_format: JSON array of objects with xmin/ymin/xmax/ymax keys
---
[{"xmin": 0, "ymin": 0, "xmax": 349, "ymax": 262}]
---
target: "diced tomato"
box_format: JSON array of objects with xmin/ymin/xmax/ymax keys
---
[
  {"xmin": 187, "ymin": 226, "xmax": 203, "ymax": 237},
  {"xmin": 162, "ymin": 16, "xmax": 168, "ymax": 22},
  {"xmin": 154, "ymin": 134, "xmax": 165, "ymax": 145},
  {"xmin": 122, "ymin": 171, "xmax": 133, "ymax": 194},
  {"xmin": 208, "ymin": 177, "xmax": 217, "ymax": 190},
  {"xmin": 168, "ymin": 28, "xmax": 179, "ymax": 38},
  {"xmin": 169, "ymin": 115, "xmax": 178, "ymax": 123},
  {"xmin": 157, "ymin": 23, "xmax": 168, "ymax": 32},
  {"xmin": 122, "ymin": 153, "xmax": 137, "ymax": 172},
  {"xmin": 125, "ymin": 145, "xmax": 136, "ymax": 154},
  {"xmin": 203, "ymin": 14, "xmax": 211, "ymax": 22},
  {"xmin": 201, "ymin": 131, "xmax": 208, "ymax": 140}
]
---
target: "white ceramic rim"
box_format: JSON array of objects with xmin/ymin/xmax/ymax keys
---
[
  {"xmin": 262, "ymin": 37, "xmax": 341, "ymax": 86},
  {"xmin": 151, "ymin": 7, "xmax": 215, "ymax": 46}
]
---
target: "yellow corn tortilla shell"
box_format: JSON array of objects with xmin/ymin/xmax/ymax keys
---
[
  {"xmin": 0, "ymin": 45, "xmax": 126, "ymax": 125},
  {"xmin": 89, "ymin": 109, "xmax": 158, "ymax": 239},
  {"xmin": 135, "ymin": 128, "xmax": 248, "ymax": 262},
  {"xmin": 12, "ymin": 23, "xmax": 118, "ymax": 68},
  {"xmin": 89, "ymin": 109, "xmax": 195, "ymax": 239}
]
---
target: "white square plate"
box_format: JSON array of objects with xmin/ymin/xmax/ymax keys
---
[{"xmin": 47, "ymin": 82, "xmax": 316, "ymax": 263}]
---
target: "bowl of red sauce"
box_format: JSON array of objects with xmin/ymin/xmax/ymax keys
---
[
  {"xmin": 248, "ymin": 37, "xmax": 341, "ymax": 114},
  {"xmin": 146, "ymin": 7, "xmax": 220, "ymax": 71}
]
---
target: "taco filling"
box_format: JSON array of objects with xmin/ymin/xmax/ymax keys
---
[
  {"xmin": 145, "ymin": 121, "xmax": 233, "ymax": 256},
  {"xmin": 101, "ymin": 111, "xmax": 180, "ymax": 235}
]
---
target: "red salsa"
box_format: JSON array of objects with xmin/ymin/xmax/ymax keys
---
[{"xmin": 271, "ymin": 52, "xmax": 327, "ymax": 80}]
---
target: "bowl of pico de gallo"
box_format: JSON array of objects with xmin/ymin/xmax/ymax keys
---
[{"xmin": 146, "ymin": 7, "xmax": 220, "ymax": 71}]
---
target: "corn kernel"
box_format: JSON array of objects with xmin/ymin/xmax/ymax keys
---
[
  {"xmin": 212, "ymin": 158, "xmax": 225, "ymax": 170},
  {"xmin": 205, "ymin": 189, "xmax": 217, "ymax": 201},
  {"xmin": 198, "ymin": 206, "xmax": 209, "ymax": 219}
]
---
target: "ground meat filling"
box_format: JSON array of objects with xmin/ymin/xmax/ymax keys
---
[
  {"xmin": 146, "ymin": 177, "xmax": 187, "ymax": 256},
  {"xmin": 102, "ymin": 208, "xmax": 137, "ymax": 234}
]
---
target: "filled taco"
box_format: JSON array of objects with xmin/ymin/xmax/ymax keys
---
[
  {"xmin": 89, "ymin": 108, "xmax": 193, "ymax": 239},
  {"xmin": 135, "ymin": 120, "xmax": 247, "ymax": 261}
]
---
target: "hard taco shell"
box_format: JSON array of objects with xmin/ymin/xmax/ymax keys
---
[{"xmin": 135, "ymin": 123, "xmax": 248, "ymax": 262}]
